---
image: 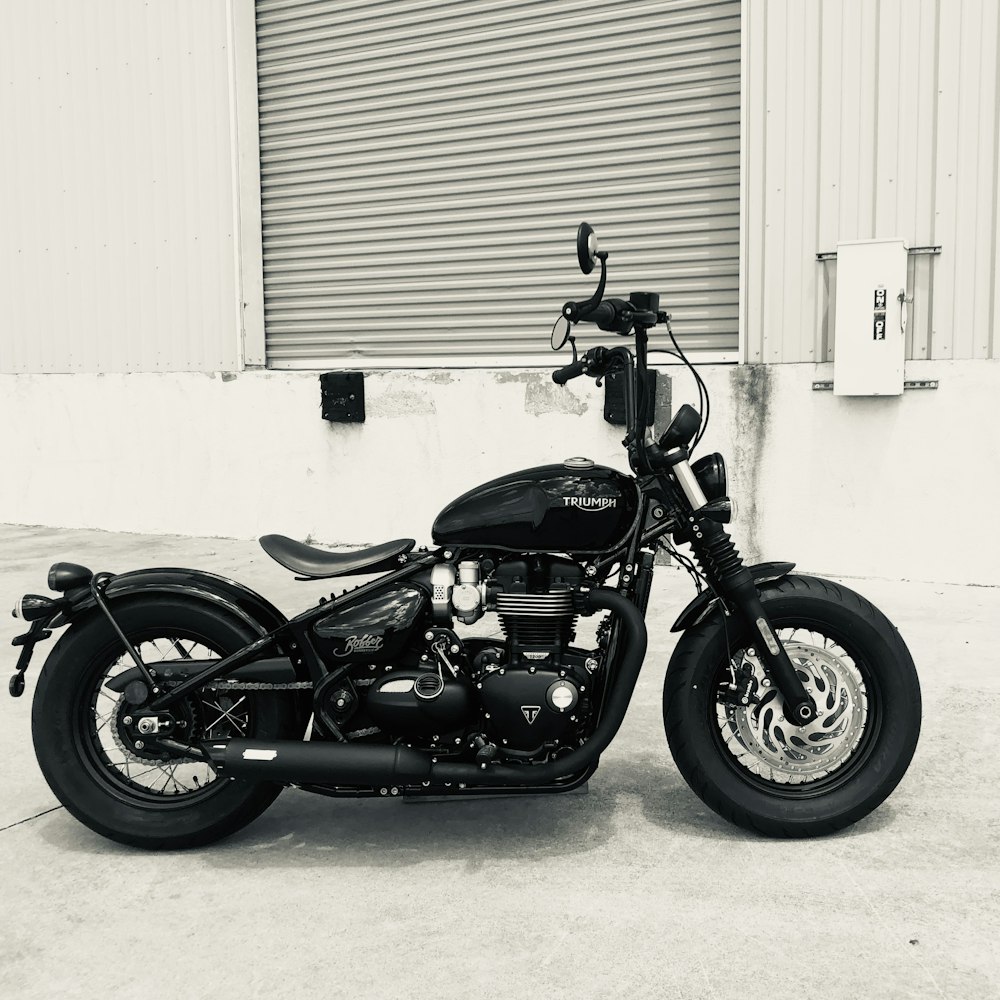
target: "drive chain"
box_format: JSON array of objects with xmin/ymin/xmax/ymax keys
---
[
  {"xmin": 201, "ymin": 681, "xmax": 314, "ymax": 691},
  {"xmin": 108, "ymin": 681, "xmax": 314, "ymax": 763}
]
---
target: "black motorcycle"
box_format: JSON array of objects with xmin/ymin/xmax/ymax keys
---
[{"xmin": 10, "ymin": 224, "xmax": 921, "ymax": 848}]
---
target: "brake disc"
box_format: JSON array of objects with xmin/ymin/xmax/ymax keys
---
[{"xmin": 717, "ymin": 638, "xmax": 869, "ymax": 784}]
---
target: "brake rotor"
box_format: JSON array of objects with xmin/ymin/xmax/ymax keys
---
[{"xmin": 716, "ymin": 637, "xmax": 869, "ymax": 785}]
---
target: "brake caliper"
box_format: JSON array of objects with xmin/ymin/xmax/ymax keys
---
[{"xmin": 717, "ymin": 656, "xmax": 760, "ymax": 708}]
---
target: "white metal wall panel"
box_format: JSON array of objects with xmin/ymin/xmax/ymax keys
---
[
  {"xmin": 256, "ymin": 0, "xmax": 741, "ymax": 366},
  {"xmin": 743, "ymin": 0, "xmax": 1000, "ymax": 364},
  {"xmin": 0, "ymin": 0, "xmax": 241, "ymax": 374}
]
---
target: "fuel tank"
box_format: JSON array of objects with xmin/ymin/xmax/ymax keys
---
[{"xmin": 432, "ymin": 462, "xmax": 640, "ymax": 553}]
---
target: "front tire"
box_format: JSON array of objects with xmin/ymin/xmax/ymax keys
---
[
  {"xmin": 32, "ymin": 598, "xmax": 301, "ymax": 849},
  {"xmin": 663, "ymin": 574, "xmax": 921, "ymax": 837}
]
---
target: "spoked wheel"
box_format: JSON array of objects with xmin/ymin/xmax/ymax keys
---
[
  {"xmin": 664, "ymin": 575, "xmax": 921, "ymax": 837},
  {"xmin": 33, "ymin": 598, "xmax": 301, "ymax": 849},
  {"xmin": 87, "ymin": 638, "xmax": 255, "ymax": 802}
]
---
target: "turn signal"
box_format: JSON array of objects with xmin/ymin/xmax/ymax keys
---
[
  {"xmin": 13, "ymin": 594, "xmax": 57, "ymax": 621},
  {"xmin": 700, "ymin": 498, "xmax": 736, "ymax": 524}
]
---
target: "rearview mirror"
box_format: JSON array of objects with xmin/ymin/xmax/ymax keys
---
[
  {"xmin": 551, "ymin": 316, "xmax": 571, "ymax": 351},
  {"xmin": 576, "ymin": 222, "xmax": 598, "ymax": 275}
]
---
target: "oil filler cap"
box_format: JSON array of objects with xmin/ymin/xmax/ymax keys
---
[{"xmin": 563, "ymin": 457, "xmax": 595, "ymax": 469}]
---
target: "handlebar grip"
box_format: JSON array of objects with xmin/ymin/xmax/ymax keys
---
[
  {"xmin": 552, "ymin": 359, "xmax": 589, "ymax": 385},
  {"xmin": 579, "ymin": 302, "xmax": 617, "ymax": 327}
]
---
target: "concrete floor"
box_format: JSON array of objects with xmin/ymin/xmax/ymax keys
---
[{"xmin": 0, "ymin": 523, "xmax": 997, "ymax": 1000}]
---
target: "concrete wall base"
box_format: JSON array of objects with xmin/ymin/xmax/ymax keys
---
[{"xmin": 2, "ymin": 359, "xmax": 996, "ymax": 585}]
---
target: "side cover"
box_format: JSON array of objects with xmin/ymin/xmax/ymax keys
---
[{"xmin": 312, "ymin": 587, "xmax": 427, "ymax": 662}]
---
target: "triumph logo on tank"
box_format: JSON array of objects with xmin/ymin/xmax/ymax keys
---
[
  {"xmin": 562, "ymin": 496, "xmax": 617, "ymax": 511},
  {"xmin": 335, "ymin": 634, "xmax": 384, "ymax": 657}
]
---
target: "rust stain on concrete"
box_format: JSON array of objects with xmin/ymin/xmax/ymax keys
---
[{"xmin": 524, "ymin": 375, "xmax": 587, "ymax": 416}]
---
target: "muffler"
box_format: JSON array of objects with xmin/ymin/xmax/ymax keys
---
[{"xmin": 208, "ymin": 739, "xmax": 431, "ymax": 786}]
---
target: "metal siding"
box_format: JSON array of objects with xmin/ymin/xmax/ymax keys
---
[
  {"xmin": 743, "ymin": 0, "xmax": 1000, "ymax": 363},
  {"xmin": 256, "ymin": 0, "xmax": 741, "ymax": 367},
  {"xmin": 0, "ymin": 0, "xmax": 241, "ymax": 374}
]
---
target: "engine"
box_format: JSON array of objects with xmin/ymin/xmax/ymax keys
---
[
  {"xmin": 471, "ymin": 556, "xmax": 597, "ymax": 753},
  {"xmin": 319, "ymin": 555, "xmax": 602, "ymax": 759}
]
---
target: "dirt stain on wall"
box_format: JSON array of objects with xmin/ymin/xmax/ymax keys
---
[
  {"xmin": 729, "ymin": 364, "xmax": 772, "ymax": 563},
  {"xmin": 375, "ymin": 389, "xmax": 437, "ymax": 417},
  {"xmin": 524, "ymin": 375, "xmax": 588, "ymax": 416}
]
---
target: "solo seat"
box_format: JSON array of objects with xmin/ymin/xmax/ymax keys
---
[{"xmin": 259, "ymin": 534, "xmax": 415, "ymax": 579}]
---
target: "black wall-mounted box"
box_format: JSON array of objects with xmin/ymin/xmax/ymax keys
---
[
  {"xmin": 604, "ymin": 369, "xmax": 657, "ymax": 427},
  {"xmin": 320, "ymin": 372, "xmax": 365, "ymax": 423}
]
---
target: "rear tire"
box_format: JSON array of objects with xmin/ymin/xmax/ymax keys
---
[
  {"xmin": 32, "ymin": 598, "xmax": 301, "ymax": 849},
  {"xmin": 663, "ymin": 574, "xmax": 921, "ymax": 837}
]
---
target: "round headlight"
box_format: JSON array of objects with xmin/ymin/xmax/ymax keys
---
[{"xmin": 691, "ymin": 453, "xmax": 727, "ymax": 501}]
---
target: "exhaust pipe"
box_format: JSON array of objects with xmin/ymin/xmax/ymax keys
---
[
  {"xmin": 209, "ymin": 739, "xmax": 431, "ymax": 786},
  {"xmin": 206, "ymin": 588, "xmax": 645, "ymax": 791}
]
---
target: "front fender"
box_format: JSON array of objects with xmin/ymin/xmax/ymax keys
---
[{"xmin": 669, "ymin": 561, "xmax": 795, "ymax": 633}]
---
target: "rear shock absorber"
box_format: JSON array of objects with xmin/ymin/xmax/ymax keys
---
[{"xmin": 691, "ymin": 520, "xmax": 817, "ymax": 725}]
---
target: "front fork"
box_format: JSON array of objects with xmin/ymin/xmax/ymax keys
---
[{"xmin": 688, "ymin": 519, "xmax": 816, "ymax": 724}]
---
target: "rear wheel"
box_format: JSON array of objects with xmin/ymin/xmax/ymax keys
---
[
  {"xmin": 32, "ymin": 598, "xmax": 301, "ymax": 849},
  {"xmin": 664, "ymin": 575, "xmax": 921, "ymax": 836}
]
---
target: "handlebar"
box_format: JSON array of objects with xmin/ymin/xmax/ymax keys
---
[
  {"xmin": 563, "ymin": 295, "xmax": 661, "ymax": 335},
  {"xmin": 552, "ymin": 358, "xmax": 589, "ymax": 385},
  {"xmin": 563, "ymin": 298, "xmax": 628, "ymax": 331},
  {"xmin": 579, "ymin": 301, "xmax": 618, "ymax": 329},
  {"xmin": 551, "ymin": 346, "xmax": 614, "ymax": 385}
]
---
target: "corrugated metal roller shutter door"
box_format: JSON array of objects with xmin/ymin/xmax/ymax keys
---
[{"xmin": 256, "ymin": 0, "xmax": 740, "ymax": 366}]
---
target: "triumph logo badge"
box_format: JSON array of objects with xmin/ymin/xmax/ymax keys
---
[
  {"xmin": 521, "ymin": 705, "xmax": 541, "ymax": 725},
  {"xmin": 562, "ymin": 496, "xmax": 617, "ymax": 511},
  {"xmin": 335, "ymin": 634, "xmax": 384, "ymax": 657}
]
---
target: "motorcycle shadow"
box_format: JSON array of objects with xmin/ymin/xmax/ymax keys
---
[
  {"xmin": 236, "ymin": 749, "xmax": 894, "ymax": 865},
  {"xmin": 39, "ymin": 751, "xmax": 893, "ymax": 862},
  {"xmin": 226, "ymin": 754, "xmax": 735, "ymax": 867}
]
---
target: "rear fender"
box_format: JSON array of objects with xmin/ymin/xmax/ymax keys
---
[
  {"xmin": 669, "ymin": 561, "xmax": 795, "ymax": 633},
  {"xmin": 57, "ymin": 568, "xmax": 305, "ymax": 682}
]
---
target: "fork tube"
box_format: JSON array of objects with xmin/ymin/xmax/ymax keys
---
[{"xmin": 693, "ymin": 521, "xmax": 817, "ymax": 725}]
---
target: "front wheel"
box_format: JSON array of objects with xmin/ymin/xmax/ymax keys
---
[{"xmin": 664, "ymin": 574, "xmax": 921, "ymax": 837}]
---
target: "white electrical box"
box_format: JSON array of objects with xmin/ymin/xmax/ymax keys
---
[{"xmin": 833, "ymin": 238, "xmax": 908, "ymax": 396}]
